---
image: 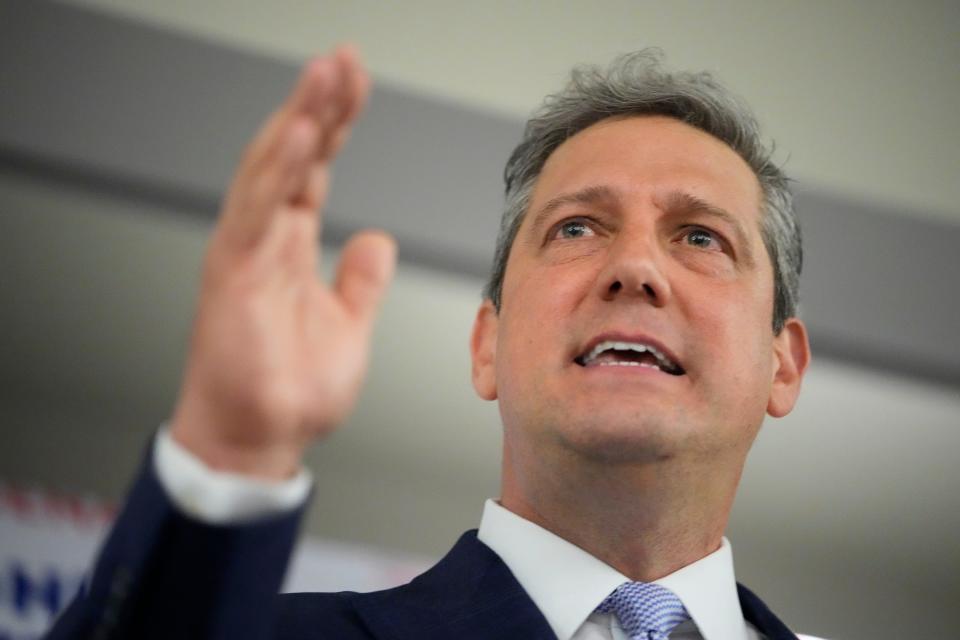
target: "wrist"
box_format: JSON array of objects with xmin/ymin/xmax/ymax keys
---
[{"xmin": 170, "ymin": 393, "xmax": 307, "ymax": 481}]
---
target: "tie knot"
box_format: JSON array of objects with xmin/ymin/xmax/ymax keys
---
[{"xmin": 595, "ymin": 581, "xmax": 689, "ymax": 640}]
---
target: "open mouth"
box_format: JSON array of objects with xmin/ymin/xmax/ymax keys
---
[{"xmin": 573, "ymin": 340, "xmax": 686, "ymax": 376}]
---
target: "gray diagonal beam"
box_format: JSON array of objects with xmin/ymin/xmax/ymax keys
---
[{"xmin": 2, "ymin": 0, "xmax": 957, "ymax": 387}]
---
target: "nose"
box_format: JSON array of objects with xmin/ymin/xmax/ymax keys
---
[{"xmin": 596, "ymin": 232, "xmax": 671, "ymax": 307}]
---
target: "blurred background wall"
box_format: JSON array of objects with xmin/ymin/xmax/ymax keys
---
[{"xmin": 1, "ymin": 1, "xmax": 958, "ymax": 638}]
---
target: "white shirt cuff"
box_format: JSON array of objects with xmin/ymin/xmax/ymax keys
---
[{"xmin": 153, "ymin": 427, "xmax": 312, "ymax": 524}]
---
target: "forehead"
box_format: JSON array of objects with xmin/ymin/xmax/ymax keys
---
[{"xmin": 527, "ymin": 115, "xmax": 763, "ymax": 229}]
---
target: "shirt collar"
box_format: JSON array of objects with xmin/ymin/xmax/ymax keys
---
[{"xmin": 477, "ymin": 499, "xmax": 751, "ymax": 640}]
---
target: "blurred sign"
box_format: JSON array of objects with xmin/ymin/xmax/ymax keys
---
[{"xmin": 0, "ymin": 484, "xmax": 111, "ymax": 639}]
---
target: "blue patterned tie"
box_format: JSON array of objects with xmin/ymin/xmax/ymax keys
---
[{"xmin": 595, "ymin": 581, "xmax": 690, "ymax": 640}]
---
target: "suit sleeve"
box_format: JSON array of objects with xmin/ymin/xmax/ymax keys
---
[{"xmin": 44, "ymin": 440, "xmax": 307, "ymax": 640}]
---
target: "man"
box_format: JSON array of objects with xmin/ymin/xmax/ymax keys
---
[{"xmin": 47, "ymin": 45, "xmax": 812, "ymax": 640}]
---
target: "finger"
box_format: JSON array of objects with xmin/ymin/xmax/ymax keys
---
[
  {"xmin": 238, "ymin": 52, "xmax": 354, "ymax": 228},
  {"xmin": 335, "ymin": 44, "xmax": 371, "ymax": 125},
  {"xmin": 334, "ymin": 231, "xmax": 397, "ymax": 325},
  {"xmin": 239, "ymin": 57, "xmax": 334, "ymax": 186},
  {"xmin": 284, "ymin": 48, "xmax": 369, "ymax": 225},
  {"xmin": 221, "ymin": 115, "xmax": 318, "ymax": 247},
  {"xmin": 220, "ymin": 58, "xmax": 337, "ymax": 247},
  {"xmin": 289, "ymin": 161, "xmax": 330, "ymax": 214},
  {"xmin": 316, "ymin": 45, "xmax": 371, "ymax": 163},
  {"xmin": 217, "ymin": 47, "xmax": 366, "ymax": 250}
]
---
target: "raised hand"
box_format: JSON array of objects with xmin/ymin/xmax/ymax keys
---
[{"xmin": 170, "ymin": 47, "xmax": 396, "ymax": 480}]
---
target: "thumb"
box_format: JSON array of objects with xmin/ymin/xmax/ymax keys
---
[{"xmin": 334, "ymin": 230, "xmax": 397, "ymax": 324}]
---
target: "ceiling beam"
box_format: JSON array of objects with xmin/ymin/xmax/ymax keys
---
[{"xmin": 2, "ymin": 0, "xmax": 957, "ymax": 387}]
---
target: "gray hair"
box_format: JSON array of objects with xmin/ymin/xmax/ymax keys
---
[{"xmin": 483, "ymin": 49, "xmax": 801, "ymax": 334}]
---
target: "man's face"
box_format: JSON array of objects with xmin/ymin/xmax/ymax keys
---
[{"xmin": 471, "ymin": 115, "xmax": 808, "ymax": 467}]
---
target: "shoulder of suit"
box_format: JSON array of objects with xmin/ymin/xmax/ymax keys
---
[{"xmin": 276, "ymin": 591, "xmax": 372, "ymax": 638}]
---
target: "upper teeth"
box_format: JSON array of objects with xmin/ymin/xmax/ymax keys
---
[{"xmin": 581, "ymin": 340, "xmax": 678, "ymax": 370}]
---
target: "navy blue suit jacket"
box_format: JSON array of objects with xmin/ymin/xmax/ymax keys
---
[{"xmin": 47, "ymin": 455, "xmax": 798, "ymax": 639}]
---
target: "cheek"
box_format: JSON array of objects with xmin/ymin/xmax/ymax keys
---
[
  {"xmin": 689, "ymin": 312, "xmax": 772, "ymax": 442},
  {"xmin": 501, "ymin": 253, "xmax": 598, "ymax": 330},
  {"xmin": 496, "ymin": 261, "xmax": 595, "ymax": 384},
  {"xmin": 686, "ymin": 276, "xmax": 774, "ymax": 381}
]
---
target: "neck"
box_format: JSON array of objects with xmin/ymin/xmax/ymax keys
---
[{"xmin": 499, "ymin": 439, "xmax": 743, "ymax": 582}]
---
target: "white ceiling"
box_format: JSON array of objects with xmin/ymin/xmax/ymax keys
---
[{"xmin": 63, "ymin": 0, "xmax": 960, "ymax": 224}]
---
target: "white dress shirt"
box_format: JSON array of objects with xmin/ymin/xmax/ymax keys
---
[
  {"xmin": 477, "ymin": 499, "xmax": 761, "ymax": 640},
  {"xmin": 153, "ymin": 430, "xmax": 824, "ymax": 640}
]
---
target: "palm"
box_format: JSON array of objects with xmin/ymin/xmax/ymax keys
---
[{"xmin": 172, "ymin": 48, "xmax": 395, "ymax": 478}]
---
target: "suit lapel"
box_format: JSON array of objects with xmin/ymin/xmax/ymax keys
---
[
  {"xmin": 350, "ymin": 530, "xmax": 797, "ymax": 640},
  {"xmin": 352, "ymin": 530, "xmax": 557, "ymax": 640},
  {"xmin": 736, "ymin": 583, "xmax": 798, "ymax": 640}
]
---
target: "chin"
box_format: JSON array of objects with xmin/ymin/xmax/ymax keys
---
[{"xmin": 549, "ymin": 414, "xmax": 683, "ymax": 465}]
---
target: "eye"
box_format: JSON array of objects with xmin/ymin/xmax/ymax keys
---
[
  {"xmin": 681, "ymin": 227, "xmax": 723, "ymax": 251},
  {"xmin": 552, "ymin": 219, "xmax": 595, "ymax": 240}
]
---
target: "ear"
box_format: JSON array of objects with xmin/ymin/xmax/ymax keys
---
[
  {"xmin": 767, "ymin": 317, "xmax": 811, "ymax": 418},
  {"xmin": 470, "ymin": 299, "xmax": 499, "ymax": 401}
]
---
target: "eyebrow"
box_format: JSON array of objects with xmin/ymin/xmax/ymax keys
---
[
  {"xmin": 528, "ymin": 184, "xmax": 621, "ymax": 235},
  {"xmin": 658, "ymin": 190, "xmax": 755, "ymax": 267}
]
